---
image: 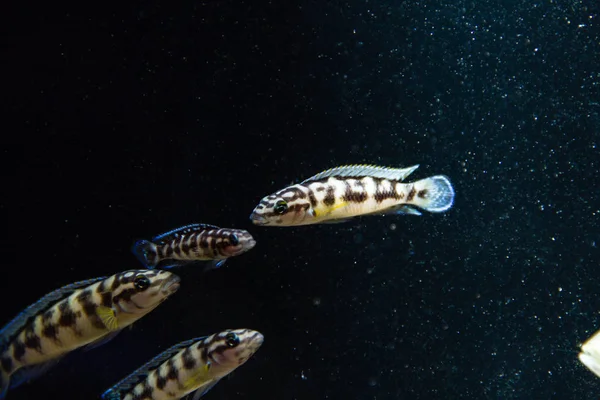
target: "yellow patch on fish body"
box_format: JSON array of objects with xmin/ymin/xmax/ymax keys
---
[{"xmin": 182, "ymin": 362, "xmax": 212, "ymax": 391}]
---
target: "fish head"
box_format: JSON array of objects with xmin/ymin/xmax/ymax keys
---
[
  {"xmin": 111, "ymin": 269, "xmax": 180, "ymax": 314},
  {"xmin": 207, "ymin": 329, "xmax": 264, "ymax": 368},
  {"xmin": 250, "ymin": 185, "xmax": 315, "ymax": 226},
  {"xmin": 216, "ymin": 229, "xmax": 256, "ymax": 257}
]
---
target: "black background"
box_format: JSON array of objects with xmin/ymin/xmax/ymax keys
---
[{"xmin": 3, "ymin": 0, "xmax": 600, "ymax": 399}]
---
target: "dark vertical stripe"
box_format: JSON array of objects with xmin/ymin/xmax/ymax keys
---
[
  {"xmin": 307, "ymin": 188, "xmax": 318, "ymax": 207},
  {"xmin": 58, "ymin": 301, "xmax": 77, "ymax": 328},
  {"xmin": 156, "ymin": 373, "xmax": 167, "ymax": 390},
  {"xmin": 42, "ymin": 324, "xmax": 59, "ymax": 341},
  {"xmin": 42, "ymin": 309, "xmax": 54, "ymax": 323},
  {"xmin": 407, "ymin": 187, "xmax": 416, "ymax": 201},
  {"xmin": 166, "ymin": 358, "xmax": 179, "ymax": 380},
  {"xmin": 181, "ymin": 237, "xmax": 190, "ymax": 255},
  {"xmin": 323, "ymin": 186, "xmax": 335, "ymax": 206},
  {"xmin": 0, "ymin": 356, "xmax": 13, "ymax": 373},
  {"xmin": 182, "ymin": 347, "xmax": 196, "ymax": 370},
  {"xmin": 133, "ymin": 384, "xmax": 154, "ymax": 400},
  {"xmin": 173, "ymin": 241, "xmax": 182, "ymax": 256},
  {"xmin": 374, "ymin": 178, "xmax": 403, "ymax": 203},
  {"xmin": 341, "ymin": 180, "xmax": 367, "ymax": 203},
  {"xmin": 12, "ymin": 341, "xmax": 25, "ymax": 361}
]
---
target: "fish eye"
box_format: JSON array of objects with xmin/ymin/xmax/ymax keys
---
[
  {"xmin": 225, "ymin": 332, "xmax": 240, "ymax": 348},
  {"xmin": 134, "ymin": 275, "xmax": 151, "ymax": 291},
  {"xmin": 274, "ymin": 200, "xmax": 288, "ymax": 215},
  {"xmin": 230, "ymin": 234, "xmax": 239, "ymax": 246}
]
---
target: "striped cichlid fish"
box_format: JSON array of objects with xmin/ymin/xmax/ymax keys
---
[
  {"xmin": 132, "ymin": 224, "xmax": 256, "ymax": 270},
  {"xmin": 579, "ymin": 329, "xmax": 600, "ymax": 378},
  {"xmin": 0, "ymin": 270, "xmax": 180, "ymax": 399},
  {"xmin": 249, "ymin": 164, "xmax": 455, "ymax": 226},
  {"xmin": 101, "ymin": 328, "xmax": 264, "ymax": 400}
]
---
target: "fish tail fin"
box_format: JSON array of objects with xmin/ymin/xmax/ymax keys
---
[
  {"xmin": 410, "ymin": 175, "xmax": 455, "ymax": 213},
  {"xmin": 0, "ymin": 363, "xmax": 10, "ymax": 399},
  {"xmin": 131, "ymin": 239, "xmax": 160, "ymax": 269}
]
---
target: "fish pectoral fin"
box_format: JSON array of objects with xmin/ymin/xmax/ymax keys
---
[
  {"xmin": 96, "ymin": 306, "xmax": 119, "ymax": 331},
  {"xmin": 182, "ymin": 362, "xmax": 212, "ymax": 392},
  {"xmin": 203, "ymin": 259, "xmax": 227, "ymax": 272},
  {"xmin": 189, "ymin": 378, "xmax": 221, "ymax": 400}
]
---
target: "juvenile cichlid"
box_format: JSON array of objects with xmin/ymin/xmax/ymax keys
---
[
  {"xmin": 101, "ymin": 329, "xmax": 264, "ymax": 400},
  {"xmin": 250, "ymin": 164, "xmax": 455, "ymax": 226},
  {"xmin": 132, "ymin": 224, "xmax": 256, "ymax": 270},
  {"xmin": 0, "ymin": 269, "xmax": 180, "ymax": 398}
]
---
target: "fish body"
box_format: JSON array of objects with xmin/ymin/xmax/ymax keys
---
[
  {"xmin": 579, "ymin": 329, "xmax": 600, "ymax": 378},
  {"xmin": 101, "ymin": 328, "xmax": 264, "ymax": 400},
  {"xmin": 249, "ymin": 164, "xmax": 455, "ymax": 226},
  {"xmin": 0, "ymin": 270, "xmax": 180, "ymax": 398},
  {"xmin": 132, "ymin": 224, "xmax": 256, "ymax": 270}
]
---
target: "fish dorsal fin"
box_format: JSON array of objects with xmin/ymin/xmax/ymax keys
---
[
  {"xmin": 301, "ymin": 164, "xmax": 420, "ymax": 183},
  {"xmin": 152, "ymin": 224, "xmax": 221, "ymax": 244},
  {"xmin": 0, "ymin": 276, "xmax": 107, "ymax": 345},
  {"xmin": 101, "ymin": 336, "xmax": 208, "ymax": 398}
]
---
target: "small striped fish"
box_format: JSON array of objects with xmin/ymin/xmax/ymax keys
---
[
  {"xmin": 579, "ymin": 329, "xmax": 600, "ymax": 378},
  {"xmin": 101, "ymin": 329, "xmax": 263, "ymax": 400},
  {"xmin": 132, "ymin": 224, "xmax": 256, "ymax": 270},
  {"xmin": 0, "ymin": 270, "xmax": 180, "ymax": 399},
  {"xmin": 250, "ymin": 164, "xmax": 455, "ymax": 226}
]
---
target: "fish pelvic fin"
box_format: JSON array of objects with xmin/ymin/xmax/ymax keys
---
[
  {"xmin": 0, "ymin": 364, "xmax": 9, "ymax": 399},
  {"xmin": 409, "ymin": 175, "xmax": 455, "ymax": 213},
  {"xmin": 131, "ymin": 239, "xmax": 160, "ymax": 269}
]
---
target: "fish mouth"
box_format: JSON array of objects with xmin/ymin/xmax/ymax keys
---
[
  {"xmin": 161, "ymin": 275, "xmax": 181, "ymax": 295},
  {"xmin": 249, "ymin": 212, "xmax": 268, "ymax": 225},
  {"xmin": 253, "ymin": 332, "xmax": 265, "ymax": 348}
]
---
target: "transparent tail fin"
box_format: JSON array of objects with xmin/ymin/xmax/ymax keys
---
[{"xmin": 410, "ymin": 175, "xmax": 455, "ymax": 213}]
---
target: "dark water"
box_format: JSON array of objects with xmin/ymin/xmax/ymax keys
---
[{"xmin": 3, "ymin": 0, "xmax": 600, "ymax": 399}]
